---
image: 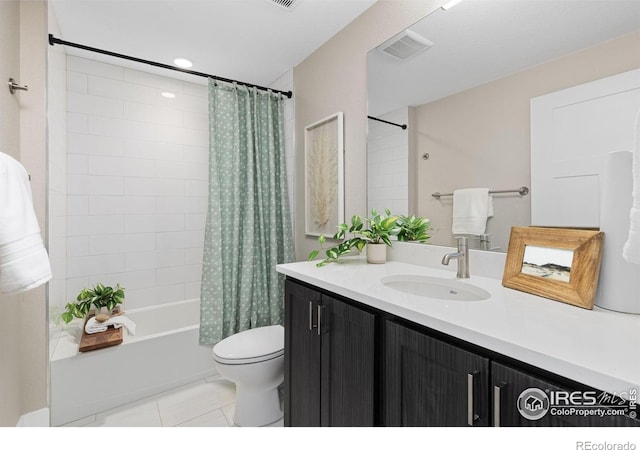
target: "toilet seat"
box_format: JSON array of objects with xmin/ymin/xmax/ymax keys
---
[{"xmin": 212, "ymin": 324, "xmax": 284, "ymax": 365}]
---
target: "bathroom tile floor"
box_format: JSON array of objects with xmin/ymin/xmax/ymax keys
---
[{"xmin": 61, "ymin": 375, "xmax": 284, "ymax": 427}]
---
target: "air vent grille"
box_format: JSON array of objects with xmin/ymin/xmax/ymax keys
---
[
  {"xmin": 266, "ymin": 0, "xmax": 299, "ymax": 10},
  {"xmin": 378, "ymin": 30, "xmax": 433, "ymax": 61}
]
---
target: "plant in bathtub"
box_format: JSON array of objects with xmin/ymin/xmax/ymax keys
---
[{"xmin": 61, "ymin": 283, "xmax": 125, "ymax": 325}]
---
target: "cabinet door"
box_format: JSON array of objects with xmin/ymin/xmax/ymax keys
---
[
  {"xmin": 492, "ymin": 362, "xmax": 639, "ymax": 427},
  {"xmin": 284, "ymin": 280, "xmax": 321, "ymax": 426},
  {"xmin": 385, "ymin": 321, "xmax": 490, "ymax": 426},
  {"xmin": 320, "ymin": 294, "xmax": 376, "ymax": 426}
]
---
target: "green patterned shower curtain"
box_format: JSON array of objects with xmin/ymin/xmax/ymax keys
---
[{"xmin": 199, "ymin": 80, "xmax": 295, "ymax": 345}]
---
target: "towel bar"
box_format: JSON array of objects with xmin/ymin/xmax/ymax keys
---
[{"xmin": 432, "ymin": 186, "xmax": 529, "ymax": 200}]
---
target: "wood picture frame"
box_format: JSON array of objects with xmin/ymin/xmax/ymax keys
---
[
  {"xmin": 502, "ymin": 226, "xmax": 604, "ymax": 309},
  {"xmin": 304, "ymin": 112, "xmax": 344, "ymax": 237}
]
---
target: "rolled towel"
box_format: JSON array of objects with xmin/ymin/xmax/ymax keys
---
[
  {"xmin": 85, "ymin": 315, "xmax": 136, "ymax": 336},
  {"xmin": 623, "ymin": 107, "xmax": 640, "ymax": 264}
]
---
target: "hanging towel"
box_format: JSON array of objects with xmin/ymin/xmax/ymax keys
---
[
  {"xmin": 0, "ymin": 152, "xmax": 52, "ymax": 295},
  {"xmin": 623, "ymin": 108, "xmax": 640, "ymax": 264},
  {"xmin": 85, "ymin": 315, "xmax": 136, "ymax": 336},
  {"xmin": 451, "ymin": 188, "xmax": 493, "ymax": 235}
]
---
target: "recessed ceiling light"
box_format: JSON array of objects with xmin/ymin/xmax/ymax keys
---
[
  {"xmin": 173, "ymin": 58, "xmax": 193, "ymax": 69},
  {"xmin": 161, "ymin": 92, "xmax": 176, "ymax": 99},
  {"xmin": 441, "ymin": 0, "xmax": 463, "ymax": 10}
]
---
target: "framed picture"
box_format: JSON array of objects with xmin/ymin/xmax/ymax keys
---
[
  {"xmin": 502, "ymin": 226, "xmax": 604, "ymax": 309},
  {"xmin": 304, "ymin": 112, "xmax": 344, "ymax": 237}
]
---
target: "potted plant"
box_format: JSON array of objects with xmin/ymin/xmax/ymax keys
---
[
  {"xmin": 396, "ymin": 214, "xmax": 431, "ymax": 243},
  {"xmin": 61, "ymin": 283, "xmax": 125, "ymax": 324},
  {"xmin": 308, "ymin": 209, "xmax": 401, "ymax": 266}
]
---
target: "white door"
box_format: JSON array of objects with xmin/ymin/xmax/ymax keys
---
[{"xmin": 530, "ymin": 68, "xmax": 640, "ymax": 227}]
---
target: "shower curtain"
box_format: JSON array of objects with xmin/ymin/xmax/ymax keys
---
[{"xmin": 199, "ymin": 80, "xmax": 294, "ymax": 345}]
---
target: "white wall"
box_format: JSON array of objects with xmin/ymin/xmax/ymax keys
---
[
  {"xmin": 367, "ymin": 107, "xmax": 409, "ymax": 216},
  {"xmin": 60, "ymin": 56, "xmax": 209, "ymax": 312}
]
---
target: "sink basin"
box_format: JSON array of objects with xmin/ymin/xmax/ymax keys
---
[{"xmin": 381, "ymin": 274, "xmax": 491, "ymax": 301}]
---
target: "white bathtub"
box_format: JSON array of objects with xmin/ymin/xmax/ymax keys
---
[{"xmin": 50, "ymin": 299, "xmax": 217, "ymax": 426}]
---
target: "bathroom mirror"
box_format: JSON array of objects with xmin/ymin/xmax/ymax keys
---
[{"xmin": 367, "ymin": 0, "xmax": 640, "ymax": 252}]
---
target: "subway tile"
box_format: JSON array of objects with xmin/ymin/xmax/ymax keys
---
[
  {"xmin": 91, "ymin": 270, "xmax": 156, "ymax": 291},
  {"xmin": 67, "ymin": 154, "xmax": 88, "ymax": 175},
  {"xmin": 184, "ymin": 264, "xmax": 202, "ymax": 282},
  {"xmin": 67, "ymin": 113, "xmax": 88, "ymax": 133},
  {"xmin": 88, "ymin": 75, "xmax": 157, "ymax": 105},
  {"xmin": 67, "ymin": 92, "xmax": 123, "ymax": 118},
  {"xmin": 67, "ymin": 254, "xmax": 125, "ymax": 278},
  {"xmin": 155, "ymin": 249, "xmax": 185, "ymax": 268},
  {"xmin": 185, "ymin": 179, "xmax": 207, "ymax": 197},
  {"xmin": 155, "ymin": 197, "xmax": 185, "ymax": 214},
  {"xmin": 156, "ymin": 231, "xmax": 185, "ymax": 250},
  {"xmin": 124, "ymin": 102, "xmax": 183, "ymax": 126},
  {"xmin": 184, "ymin": 230, "xmax": 204, "ymax": 248},
  {"xmin": 125, "ymin": 215, "xmax": 156, "ymax": 233},
  {"xmin": 184, "ymin": 281, "xmax": 201, "ymax": 300},
  {"xmin": 183, "ymin": 197, "xmax": 208, "ymax": 214},
  {"xmin": 89, "ymin": 195, "xmax": 155, "ymax": 215},
  {"xmin": 182, "ymin": 82, "xmax": 207, "ymax": 97},
  {"xmin": 88, "ymin": 116, "xmax": 156, "ymax": 141},
  {"xmin": 67, "ymin": 56, "xmax": 124, "ymax": 80},
  {"xmin": 67, "ymin": 215, "xmax": 125, "ymax": 236},
  {"xmin": 67, "ymin": 71, "xmax": 87, "ymax": 94},
  {"xmin": 181, "ymin": 145, "xmax": 208, "ymax": 164},
  {"xmin": 124, "ymin": 140, "xmax": 182, "ymax": 161},
  {"xmin": 156, "ymin": 160, "xmax": 187, "ymax": 179},
  {"xmin": 182, "ymin": 111, "xmax": 208, "ymax": 131},
  {"xmin": 184, "ymin": 247, "xmax": 203, "ymax": 265},
  {"xmin": 185, "ymin": 214, "xmax": 206, "ymax": 231},
  {"xmin": 124, "ymin": 68, "xmax": 183, "ymax": 92},
  {"xmin": 67, "ymin": 174, "xmax": 124, "ymax": 196},
  {"xmin": 154, "ymin": 214, "xmax": 184, "ymax": 232},
  {"xmin": 183, "ymin": 162, "xmax": 208, "ymax": 180},
  {"xmin": 124, "ymin": 178, "xmax": 184, "ymax": 196},
  {"xmin": 67, "ymin": 195, "xmax": 89, "ymax": 216},
  {"xmin": 88, "ymin": 156, "xmax": 155, "ymax": 177},
  {"xmin": 89, "ymin": 233, "xmax": 156, "ymax": 255},
  {"xmin": 67, "ymin": 132, "xmax": 124, "ymax": 157},
  {"xmin": 155, "ymin": 266, "xmax": 187, "ymax": 286},
  {"xmin": 67, "ymin": 236, "xmax": 89, "ymax": 257}
]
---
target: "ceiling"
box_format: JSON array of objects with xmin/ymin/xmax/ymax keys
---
[
  {"xmin": 368, "ymin": 0, "xmax": 640, "ymax": 116},
  {"xmin": 51, "ymin": 0, "xmax": 378, "ymax": 87}
]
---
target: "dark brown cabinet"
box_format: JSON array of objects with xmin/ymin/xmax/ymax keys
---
[
  {"xmin": 284, "ymin": 277, "xmax": 638, "ymax": 427},
  {"xmin": 385, "ymin": 320, "xmax": 490, "ymax": 426},
  {"xmin": 491, "ymin": 362, "xmax": 638, "ymax": 427},
  {"xmin": 284, "ymin": 279, "xmax": 376, "ymax": 426}
]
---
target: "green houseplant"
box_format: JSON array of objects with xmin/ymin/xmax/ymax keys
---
[
  {"xmin": 396, "ymin": 214, "xmax": 431, "ymax": 243},
  {"xmin": 309, "ymin": 209, "xmax": 432, "ymax": 267},
  {"xmin": 61, "ymin": 283, "xmax": 125, "ymax": 324}
]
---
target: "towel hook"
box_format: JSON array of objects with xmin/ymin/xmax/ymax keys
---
[{"xmin": 8, "ymin": 78, "xmax": 28, "ymax": 94}]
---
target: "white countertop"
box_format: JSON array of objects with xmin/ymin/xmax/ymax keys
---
[{"xmin": 277, "ymin": 257, "xmax": 640, "ymax": 395}]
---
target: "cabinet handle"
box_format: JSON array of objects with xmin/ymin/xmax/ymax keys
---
[
  {"xmin": 493, "ymin": 385, "xmax": 502, "ymax": 427},
  {"xmin": 308, "ymin": 301, "xmax": 317, "ymax": 331},
  {"xmin": 467, "ymin": 372, "xmax": 480, "ymax": 426},
  {"xmin": 317, "ymin": 305, "xmax": 325, "ymax": 336}
]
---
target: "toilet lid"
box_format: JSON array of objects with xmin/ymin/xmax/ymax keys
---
[{"xmin": 213, "ymin": 325, "xmax": 284, "ymax": 364}]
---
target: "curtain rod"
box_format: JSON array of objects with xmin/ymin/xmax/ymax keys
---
[
  {"xmin": 48, "ymin": 34, "xmax": 293, "ymax": 99},
  {"xmin": 367, "ymin": 115, "xmax": 407, "ymax": 130}
]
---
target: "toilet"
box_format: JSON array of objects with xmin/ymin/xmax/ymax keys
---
[{"xmin": 212, "ymin": 324, "xmax": 284, "ymax": 427}]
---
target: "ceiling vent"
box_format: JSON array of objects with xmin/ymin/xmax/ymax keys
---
[
  {"xmin": 377, "ymin": 29, "xmax": 433, "ymax": 61},
  {"xmin": 265, "ymin": 0, "xmax": 300, "ymax": 10}
]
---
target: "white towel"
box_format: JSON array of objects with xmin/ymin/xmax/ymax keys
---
[
  {"xmin": 0, "ymin": 152, "xmax": 52, "ymax": 294},
  {"xmin": 623, "ymin": 108, "xmax": 640, "ymax": 264},
  {"xmin": 451, "ymin": 188, "xmax": 493, "ymax": 235},
  {"xmin": 85, "ymin": 315, "xmax": 136, "ymax": 336}
]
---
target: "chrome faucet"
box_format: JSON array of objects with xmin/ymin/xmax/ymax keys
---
[{"xmin": 441, "ymin": 236, "xmax": 470, "ymax": 278}]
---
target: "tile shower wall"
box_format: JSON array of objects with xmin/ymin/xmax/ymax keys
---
[
  {"xmin": 63, "ymin": 56, "xmax": 209, "ymax": 311},
  {"xmin": 367, "ymin": 107, "xmax": 409, "ymax": 216},
  {"xmin": 58, "ymin": 56, "xmax": 295, "ymax": 313}
]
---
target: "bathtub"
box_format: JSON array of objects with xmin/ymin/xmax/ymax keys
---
[{"xmin": 50, "ymin": 298, "xmax": 217, "ymax": 426}]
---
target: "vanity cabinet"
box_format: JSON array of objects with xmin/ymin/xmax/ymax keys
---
[
  {"xmin": 491, "ymin": 362, "xmax": 638, "ymax": 427},
  {"xmin": 284, "ymin": 279, "xmax": 376, "ymax": 426},
  {"xmin": 284, "ymin": 278, "xmax": 638, "ymax": 427},
  {"xmin": 385, "ymin": 320, "xmax": 490, "ymax": 426}
]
